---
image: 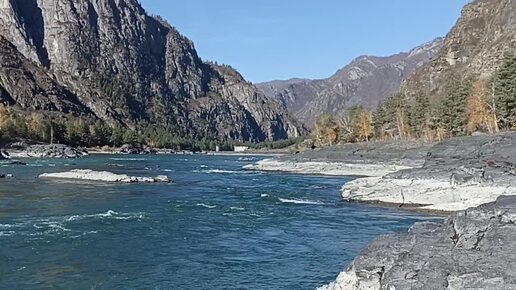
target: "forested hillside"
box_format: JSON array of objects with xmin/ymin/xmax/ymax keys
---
[{"xmin": 312, "ymin": 0, "xmax": 516, "ymax": 146}]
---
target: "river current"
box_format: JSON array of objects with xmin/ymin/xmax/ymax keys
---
[{"xmin": 0, "ymin": 155, "xmax": 435, "ymax": 289}]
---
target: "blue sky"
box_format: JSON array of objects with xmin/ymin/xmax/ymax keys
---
[{"xmin": 140, "ymin": 0, "xmax": 471, "ymax": 83}]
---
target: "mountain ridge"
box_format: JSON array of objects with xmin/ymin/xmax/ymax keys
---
[
  {"xmin": 0, "ymin": 0, "xmax": 305, "ymax": 143},
  {"xmin": 257, "ymin": 38, "xmax": 444, "ymax": 126},
  {"xmin": 401, "ymin": 0, "xmax": 516, "ymax": 99}
]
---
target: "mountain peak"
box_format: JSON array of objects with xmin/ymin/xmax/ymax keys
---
[
  {"xmin": 257, "ymin": 39, "xmax": 443, "ymax": 126},
  {"xmin": 0, "ymin": 0, "xmax": 306, "ymax": 142}
]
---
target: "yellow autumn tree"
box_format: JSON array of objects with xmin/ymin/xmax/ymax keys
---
[
  {"xmin": 354, "ymin": 108, "xmax": 373, "ymax": 142},
  {"xmin": 313, "ymin": 113, "xmax": 340, "ymax": 146},
  {"xmin": 466, "ymin": 79, "xmax": 497, "ymax": 134}
]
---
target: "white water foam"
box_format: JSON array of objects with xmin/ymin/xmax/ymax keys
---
[
  {"xmin": 67, "ymin": 210, "xmax": 144, "ymax": 221},
  {"xmin": 0, "ymin": 231, "xmax": 15, "ymax": 236},
  {"xmin": 278, "ymin": 198, "xmax": 324, "ymax": 205},
  {"xmin": 196, "ymin": 203, "xmax": 217, "ymax": 209},
  {"xmin": 109, "ymin": 158, "xmax": 147, "ymax": 161},
  {"xmin": 193, "ymin": 169, "xmax": 246, "ymax": 174},
  {"xmin": 230, "ymin": 207, "xmax": 245, "ymax": 211}
]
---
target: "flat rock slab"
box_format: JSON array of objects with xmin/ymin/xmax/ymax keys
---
[{"xmin": 39, "ymin": 169, "xmax": 171, "ymax": 183}]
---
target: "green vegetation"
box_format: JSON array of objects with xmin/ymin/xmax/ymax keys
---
[
  {"xmin": 493, "ymin": 55, "xmax": 516, "ymax": 130},
  {"xmin": 312, "ymin": 55, "xmax": 516, "ymax": 145},
  {"xmin": 0, "ymin": 107, "xmax": 305, "ymax": 151}
]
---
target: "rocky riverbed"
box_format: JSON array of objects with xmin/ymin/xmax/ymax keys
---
[{"xmin": 318, "ymin": 195, "xmax": 516, "ymax": 290}]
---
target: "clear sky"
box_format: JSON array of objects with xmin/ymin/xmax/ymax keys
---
[{"xmin": 140, "ymin": 0, "xmax": 472, "ymax": 83}]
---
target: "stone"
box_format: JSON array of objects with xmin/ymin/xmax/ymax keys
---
[
  {"xmin": 318, "ymin": 195, "xmax": 516, "ymax": 290},
  {"xmin": 39, "ymin": 169, "xmax": 171, "ymax": 184}
]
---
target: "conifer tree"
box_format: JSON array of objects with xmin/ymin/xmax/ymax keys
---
[
  {"xmin": 438, "ymin": 77, "xmax": 471, "ymax": 136},
  {"xmin": 493, "ymin": 55, "xmax": 516, "ymax": 130}
]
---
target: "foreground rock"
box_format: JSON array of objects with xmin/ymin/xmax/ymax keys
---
[
  {"xmin": 319, "ymin": 195, "xmax": 516, "ymax": 290},
  {"xmin": 39, "ymin": 170, "xmax": 171, "ymax": 183},
  {"xmin": 8, "ymin": 144, "xmax": 87, "ymax": 159},
  {"xmin": 343, "ymin": 133, "xmax": 516, "ymax": 211}
]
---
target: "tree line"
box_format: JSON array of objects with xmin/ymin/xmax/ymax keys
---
[
  {"xmin": 0, "ymin": 108, "xmax": 302, "ymax": 151},
  {"xmin": 313, "ymin": 55, "xmax": 516, "ymax": 146},
  {"xmin": 0, "ymin": 109, "xmax": 231, "ymax": 151}
]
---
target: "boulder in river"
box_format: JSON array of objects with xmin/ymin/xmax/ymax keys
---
[{"xmin": 39, "ymin": 169, "xmax": 172, "ymax": 183}]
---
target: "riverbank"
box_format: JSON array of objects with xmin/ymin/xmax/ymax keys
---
[
  {"xmin": 244, "ymin": 133, "xmax": 516, "ymax": 212},
  {"xmin": 318, "ymin": 195, "xmax": 516, "ymax": 289}
]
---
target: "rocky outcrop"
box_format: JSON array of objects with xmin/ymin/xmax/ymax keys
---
[
  {"xmin": 0, "ymin": 0, "xmax": 304, "ymax": 142},
  {"xmin": 245, "ymin": 132, "xmax": 516, "ymax": 211},
  {"xmin": 257, "ymin": 39, "xmax": 443, "ymax": 126},
  {"xmin": 342, "ymin": 132, "xmax": 516, "ymax": 211},
  {"xmin": 0, "ymin": 36, "xmax": 92, "ymax": 115},
  {"xmin": 319, "ymin": 195, "xmax": 516, "ymax": 290},
  {"xmin": 8, "ymin": 144, "xmax": 87, "ymax": 158},
  {"xmin": 402, "ymin": 0, "xmax": 516, "ymax": 98}
]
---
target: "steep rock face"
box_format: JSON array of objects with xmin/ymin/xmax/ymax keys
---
[
  {"xmin": 402, "ymin": 0, "xmax": 516, "ymax": 98},
  {"xmin": 0, "ymin": 0, "xmax": 304, "ymax": 141},
  {"xmin": 257, "ymin": 39, "xmax": 443, "ymax": 126},
  {"xmin": 0, "ymin": 35, "xmax": 91, "ymax": 115}
]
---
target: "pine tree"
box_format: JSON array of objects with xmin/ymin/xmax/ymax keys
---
[
  {"xmin": 409, "ymin": 93, "xmax": 431, "ymax": 138},
  {"xmin": 493, "ymin": 55, "xmax": 516, "ymax": 130},
  {"xmin": 438, "ymin": 77, "xmax": 471, "ymax": 136},
  {"xmin": 372, "ymin": 101, "xmax": 388, "ymax": 140}
]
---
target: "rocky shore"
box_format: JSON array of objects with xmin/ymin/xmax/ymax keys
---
[
  {"xmin": 245, "ymin": 133, "xmax": 516, "ymax": 212},
  {"xmin": 318, "ymin": 195, "xmax": 516, "ymax": 289},
  {"xmin": 39, "ymin": 169, "xmax": 171, "ymax": 183},
  {"xmin": 244, "ymin": 140, "xmax": 431, "ymax": 176},
  {"xmin": 5, "ymin": 144, "xmax": 88, "ymax": 159},
  {"xmin": 244, "ymin": 133, "xmax": 516, "ymax": 289}
]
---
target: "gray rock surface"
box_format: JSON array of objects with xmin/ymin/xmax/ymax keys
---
[
  {"xmin": 282, "ymin": 140, "xmax": 434, "ymax": 168},
  {"xmin": 402, "ymin": 0, "xmax": 516, "ymax": 99},
  {"xmin": 257, "ymin": 39, "xmax": 443, "ymax": 126},
  {"xmin": 17, "ymin": 144, "xmax": 87, "ymax": 158},
  {"xmin": 319, "ymin": 195, "xmax": 516, "ymax": 290},
  {"xmin": 0, "ymin": 0, "xmax": 305, "ymax": 142},
  {"xmin": 387, "ymin": 132, "xmax": 516, "ymax": 188}
]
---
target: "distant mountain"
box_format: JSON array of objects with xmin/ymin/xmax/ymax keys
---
[
  {"xmin": 0, "ymin": 0, "xmax": 305, "ymax": 142},
  {"xmin": 257, "ymin": 39, "xmax": 443, "ymax": 126},
  {"xmin": 401, "ymin": 0, "xmax": 516, "ymax": 99}
]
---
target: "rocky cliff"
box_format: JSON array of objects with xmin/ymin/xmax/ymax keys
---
[
  {"xmin": 0, "ymin": 0, "xmax": 304, "ymax": 142},
  {"xmin": 257, "ymin": 39, "xmax": 443, "ymax": 126},
  {"xmin": 402, "ymin": 0, "xmax": 516, "ymax": 98}
]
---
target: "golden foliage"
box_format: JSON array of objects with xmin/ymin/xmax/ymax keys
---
[
  {"xmin": 313, "ymin": 113, "xmax": 340, "ymax": 146},
  {"xmin": 466, "ymin": 79, "xmax": 498, "ymax": 134},
  {"xmin": 355, "ymin": 109, "xmax": 373, "ymax": 142}
]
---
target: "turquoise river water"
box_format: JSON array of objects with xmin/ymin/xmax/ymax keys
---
[{"xmin": 0, "ymin": 155, "xmax": 436, "ymax": 289}]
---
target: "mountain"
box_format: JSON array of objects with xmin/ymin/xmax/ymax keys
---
[
  {"xmin": 401, "ymin": 0, "xmax": 516, "ymax": 98},
  {"xmin": 257, "ymin": 39, "xmax": 443, "ymax": 126},
  {"xmin": 0, "ymin": 0, "xmax": 304, "ymax": 142}
]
